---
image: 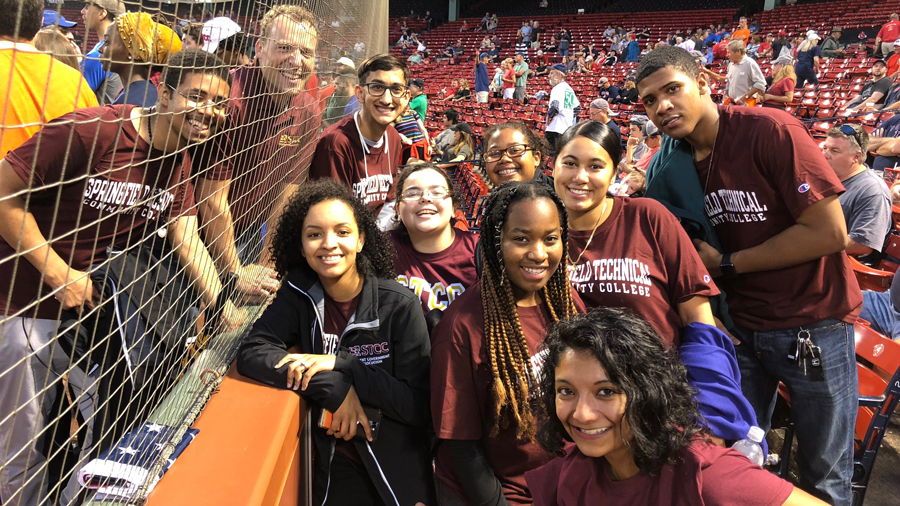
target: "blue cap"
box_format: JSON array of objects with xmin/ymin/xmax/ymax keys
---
[
  {"xmin": 550, "ymin": 63, "xmax": 567, "ymax": 73},
  {"xmin": 43, "ymin": 10, "xmax": 77, "ymax": 28},
  {"xmin": 480, "ymin": 52, "xmax": 488, "ymax": 59}
]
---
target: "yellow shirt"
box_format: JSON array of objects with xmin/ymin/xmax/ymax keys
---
[{"xmin": 0, "ymin": 44, "xmax": 98, "ymax": 157}]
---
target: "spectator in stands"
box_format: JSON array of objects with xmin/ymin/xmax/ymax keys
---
[
  {"xmin": 434, "ymin": 122, "xmax": 475, "ymax": 163},
  {"xmin": 432, "ymin": 108, "xmax": 459, "ymax": 154},
  {"xmin": 597, "ymin": 76, "xmax": 619, "ymax": 102},
  {"xmin": 180, "ymin": 22, "xmax": 203, "ymax": 50},
  {"xmin": 845, "ymin": 59, "xmax": 891, "ymax": 110},
  {"xmin": 624, "ymin": 34, "xmax": 640, "ymax": 62},
  {"xmin": 237, "ymin": 179, "xmax": 434, "ymax": 506},
  {"xmin": 531, "ymin": 21, "xmax": 542, "ymax": 50},
  {"xmin": 454, "ymin": 39, "xmax": 465, "ymax": 59},
  {"xmin": 822, "ymin": 125, "xmax": 892, "ymax": 257},
  {"xmin": 480, "ymin": 35, "xmax": 491, "ymax": 49},
  {"xmin": 0, "ymin": 0, "xmax": 98, "ymax": 499},
  {"xmin": 612, "ymin": 76, "xmax": 639, "ymax": 104},
  {"xmin": 794, "ymin": 31, "xmax": 822, "ymax": 88},
  {"xmin": 100, "ymin": 12, "xmax": 182, "ymax": 107},
  {"xmin": 631, "ymin": 120, "xmax": 662, "ymax": 173},
  {"xmin": 0, "ymin": 49, "xmax": 238, "ymax": 506},
  {"xmin": 394, "ymin": 105, "xmax": 430, "ymax": 163},
  {"xmin": 867, "ymin": 114, "xmax": 900, "ymax": 175},
  {"xmin": 746, "ymin": 35, "xmax": 762, "ymax": 59},
  {"xmin": 636, "ymin": 46, "xmax": 862, "ymax": 505},
  {"xmin": 408, "ymin": 49, "xmax": 423, "ymax": 65},
  {"xmin": 704, "ymin": 41, "xmax": 766, "ymax": 106},
  {"xmin": 310, "ymin": 54, "xmax": 408, "ymax": 230},
  {"xmin": 431, "ymin": 180, "xmax": 582, "ymax": 506},
  {"xmin": 521, "ymin": 21, "xmax": 533, "ymax": 46},
  {"xmin": 516, "ymin": 35, "xmax": 528, "ymax": 56},
  {"xmin": 526, "ymin": 309, "xmax": 829, "ymax": 506},
  {"xmin": 876, "ymin": 13, "xmax": 900, "ymax": 57},
  {"xmin": 553, "ymin": 120, "xmax": 719, "ymax": 346},
  {"xmin": 487, "ymin": 42, "xmax": 500, "ymax": 62},
  {"xmin": 821, "ymin": 27, "xmax": 845, "ymax": 58},
  {"xmin": 514, "ymin": 54, "xmax": 530, "ymax": 102},
  {"xmin": 449, "ymin": 78, "xmax": 471, "ymax": 102},
  {"xmin": 771, "ymin": 30, "xmax": 789, "ymax": 59},
  {"xmin": 544, "ymin": 35, "xmax": 558, "ymax": 55},
  {"xmin": 424, "ymin": 11, "xmax": 433, "ymax": 31},
  {"xmin": 323, "ymin": 68, "xmax": 357, "ymax": 128},
  {"xmin": 711, "ymin": 33, "xmax": 730, "ymax": 60},
  {"xmin": 479, "ymin": 13, "xmax": 490, "ymax": 33},
  {"xmin": 558, "ymin": 28, "xmax": 571, "ymax": 57},
  {"xmin": 886, "ymin": 42, "xmax": 900, "ymax": 81},
  {"xmin": 540, "ymin": 0, "xmax": 548, "ymax": 7},
  {"xmin": 408, "ymin": 9, "xmax": 417, "ymax": 20},
  {"xmin": 760, "ymin": 53, "xmax": 797, "ymax": 109},
  {"xmin": 441, "ymin": 42, "xmax": 454, "ymax": 60},
  {"xmin": 588, "ymin": 99, "xmax": 619, "ymax": 134},
  {"xmin": 603, "ymin": 25, "xmax": 616, "ymax": 40},
  {"xmin": 80, "ymin": 0, "xmax": 124, "ymax": 104},
  {"xmin": 32, "ymin": 28, "xmax": 80, "ymax": 70},
  {"xmin": 390, "ymin": 163, "xmax": 479, "ymax": 314},
  {"xmin": 490, "ymin": 64, "xmax": 503, "ymax": 97},
  {"xmin": 623, "ymin": 115, "xmax": 650, "ymax": 164},
  {"xmin": 732, "ymin": 16, "xmax": 751, "ymax": 44},
  {"xmin": 216, "ymin": 32, "xmax": 252, "ymax": 67},
  {"xmin": 603, "ymin": 50, "xmax": 618, "ymax": 66},
  {"xmin": 197, "ymin": 5, "xmax": 322, "ymax": 268},
  {"xmin": 482, "ymin": 122, "xmax": 551, "ymax": 187},
  {"xmin": 489, "ymin": 14, "xmax": 498, "ymax": 33},
  {"xmin": 501, "ymin": 58, "xmax": 516, "ymax": 99},
  {"xmin": 475, "ymin": 53, "xmax": 491, "ymax": 104},
  {"xmin": 758, "ymin": 33, "xmax": 774, "ymax": 59},
  {"xmin": 677, "ymin": 36, "xmax": 694, "ymax": 53},
  {"xmin": 534, "ymin": 49, "xmax": 549, "ymax": 67},
  {"xmin": 409, "ymin": 78, "xmax": 427, "ymax": 119},
  {"xmin": 546, "ymin": 64, "xmax": 581, "ymax": 151},
  {"xmin": 441, "ymin": 78, "xmax": 460, "ymax": 100}
]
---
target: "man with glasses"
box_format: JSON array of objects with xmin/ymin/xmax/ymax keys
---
[
  {"xmin": 822, "ymin": 125, "xmax": 892, "ymax": 257},
  {"xmin": 80, "ymin": 0, "xmax": 124, "ymax": 104},
  {"xmin": 637, "ymin": 46, "xmax": 861, "ymax": 505},
  {"xmin": 193, "ymin": 5, "xmax": 320, "ymax": 279},
  {"xmin": 0, "ymin": 49, "xmax": 239, "ymax": 506},
  {"xmin": 309, "ymin": 54, "xmax": 410, "ymax": 230}
]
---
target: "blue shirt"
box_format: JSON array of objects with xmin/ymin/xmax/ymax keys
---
[
  {"xmin": 344, "ymin": 95, "xmax": 360, "ymax": 117},
  {"xmin": 875, "ymin": 114, "xmax": 900, "ymax": 173},
  {"xmin": 81, "ymin": 41, "xmax": 113, "ymax": 93},
  {"xmin": 475, "ymin": 62, "xmax": 490, "ymax": 92},
  {"xmin": 796, "ymin": 45, "xmax": 821, "ymax": 72},
  {"xmin": 113, "ymin": 80, "xmax": 158, "ymax": 107}
]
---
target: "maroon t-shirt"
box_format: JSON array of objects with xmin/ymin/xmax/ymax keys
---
[
  {"xmin": 388, "ymin": 229, "xmax": 480, "ymax": 314},
  {"xmin": 196, "ymin": 61, "xmax": 321, "ymax": 236},
  {"xmin": 1, "ymin": 104, "xmax": 194, "ymax": 319},
  {"xmin": 431, "ymin": 282, "xmax": 586, "ymax": 505},
  {"xmin": 696, "ymin": 106, "xmax": 862, "ymax": 330},
  {"xmin": 323, "ymin": 291, "xmax": 362, "ymax": 461},
  {"xmin": 524, "ymin": 440, "xmax": 793, "ymax": 506},
  {"xmin": 308, "ymin": 114, "xmax": 403, "ymax": 219},
  {"xmin": 763, "ymin": 77, "xmax": 795, "ymax": 110},
  {"xmin": 567, "ymin": 197, "xmax": 719, "ymax": 347}
]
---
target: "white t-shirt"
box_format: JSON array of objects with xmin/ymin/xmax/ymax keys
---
[{"xmin": 547, "ymin": 81, "xmax": 581, "ymax": 134}]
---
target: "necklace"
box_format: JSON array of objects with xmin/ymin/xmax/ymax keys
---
[
  {"xmin": 692, "ymin": 117, "xmax": 720, "ymax": 195},
  {"xmin": 567, "ymin": 197, "xmax": 609, "ymax": 273}
]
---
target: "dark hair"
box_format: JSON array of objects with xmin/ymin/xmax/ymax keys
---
[
  {"xmin": 635, "ymin": 46, "xmax": 701, "ymax": 87},
  {"xmin": 480, "ymin": 180, "xmax": 577, "ymax": 440},
  {"xmin": 358, "ymin": 54, "xmax": 411, "ymax": 85},
  {"xmin": 537, "ymin": 308, "xmax": 705, "ymax": 475},
  {"xmin": 162, "ymin": 49, "xmax": 234, "ymax": 91},
  {"xmin": 217, "ymin": 31, "xmax": 250, "ymax": 56},
  {"xmin": 270, "ymin": 179, "xmax": 394, "ymax": 280},
  {"xmin": 556, "ymin": 120, "xmax": 623, "ymax": 168},
  {"xmin": 482, "ymin": 121, "xmax": 549, "ymax": 168},
  {"xmin": 183, "ymin": 22, "xmax": 204, "ymax": 43},
  {"xmin": 392, "ymin": 163, "xmax": 460, "ymax": 235},
  {"xmin": 443, "ymin": 108, "xmax": 460, "ymax": 124},
  {"xmin": 2, "ymin": 0, "xmax": 42, "ymax": 40}
]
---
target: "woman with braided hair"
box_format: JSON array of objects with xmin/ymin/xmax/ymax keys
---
[{"xmin": 431, "ymin": 180, "xmax": 585, "ymax": 506}]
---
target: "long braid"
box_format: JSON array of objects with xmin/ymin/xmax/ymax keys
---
[{"xmin": 480, "ymin": 181, "xmax": 577, "ymax": 441}]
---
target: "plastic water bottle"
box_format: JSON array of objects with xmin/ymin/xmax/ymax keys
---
[{"xmin": 732, "ymin": 426, "xmax": 766, "ymax": 466}]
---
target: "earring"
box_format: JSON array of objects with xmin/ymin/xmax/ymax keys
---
[{"xmin": 127, "ymin": 56, "xmax": 133, "ymax": 61}]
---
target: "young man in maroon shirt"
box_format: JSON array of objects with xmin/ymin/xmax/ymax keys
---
[
  {"xmin": 0, "ymin": 49, "xmax": 236, "ymax": 505},
  {"xmin": 308, "ymin": 54, "xmax": 409, "ymax": 230},
  {"xmin": 194, "ymin": 5, "xmax": 320, "ymax": 275},
  {"xmin": 636, "ymin": 46, "xmax": 860, "ymax": 506}
]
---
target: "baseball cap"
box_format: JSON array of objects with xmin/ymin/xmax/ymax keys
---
[
  {"xmin": 450, "ymin": 123, "xmax": 472, "ymax": 135},
  {"xmin": 336, "ymin": 57, "xmax": 356, "ymax": 69},
  {"xmin": 641, "ymin": 120, "xmax": 660, "ymax": 140},
  {"xmin": 807, "ymin": 30, "xmax": 821, "ymax": 40},
  {"xmin": 480, "ymin": 52, "xmax": 489, "ymax": 59},
  {"xmin": 94, "ymin": 0, "xmax": 126, "ymax": 16},
  {"xmin": 599, "ymin": 76, "xmax": 609, "ymax": 84},
  {"xmin": 590, "ymin": 98, "xmax": 611, "ymax": 111},
  {"xmin": 537, "ymin": 49, "xmax": 543, "ymax": 55},
  {"xmin": 625, "ymin": 76, "xmax": 635, "ymax": 82},
  {"xmin": 409, "ymin": 78, "xmax": 425, "ymax": 89},
  {"xmin": 202, "ymin": 17, "xmax": 242, "ymax": 53},
  {"xmin": 873, "ymin": 59, "xmax": 887, "ymax": 67},
  {"xmin": 777, "ymin": 29, "xmax": 787, "ymax": 36},
  {"xmin": 550, "ymin": 63, "xmax": 567, "ymax": 73},
  {"xmin": 831, "ymin": 27, "xmax": 843, "ymax": 33},
  {"xmin": 772, "ymin": 53, "xmax": 794, "ymax": 66},
  {"xmin": 689, "ymin": 50, "xmax": 705, "ymax": 61},
  {"xmin": 42, "ymin": 10, "xmax": 77, "ymax": 29},
  {"xmin": 630, "ymin": 115, "xmax": 649, "ymax": 127}
]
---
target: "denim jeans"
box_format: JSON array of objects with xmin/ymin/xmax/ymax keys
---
[
  {"xmin": 733, "ymin": 319, "xmax": 856, "ymax": 506},
  {"xmin": 859, "ymin": 289, "xmax": 900, "ymax": 340}
]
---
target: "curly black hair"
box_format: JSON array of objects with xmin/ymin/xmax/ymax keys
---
[
  {"xmin": 536, "ymin": 308, "xmax": 705, "ymax": 476},
  {"xmin": 269, "ymin": 179, "xmax": 395, "ymax": 280}
]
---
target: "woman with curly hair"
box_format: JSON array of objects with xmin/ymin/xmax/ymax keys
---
[
  {"xmin": 237, "ymin": 179, "xmax": 434, "ymax": 506},
  {"xmin": 525, "ymin": 309, "xmax": 826, "ymax": 506},
  {"xmin": 389, "ymin": 163, "xmax": 479, "ymax": 315},
  {"xmin": 431, "ymin": 180, "xmax": 585, "ymax": 505}
]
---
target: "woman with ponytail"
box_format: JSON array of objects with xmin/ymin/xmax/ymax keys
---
[{"xmin": 430, "ymin": 180, "xmax": 585, "ymax": 505}]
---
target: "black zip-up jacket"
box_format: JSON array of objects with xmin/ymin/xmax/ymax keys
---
[{"xmin": 236, "ymin": 268, "xmax": 434, "ymax": 506}]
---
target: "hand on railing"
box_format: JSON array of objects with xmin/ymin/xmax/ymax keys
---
[
  {"xmin": 217, "ymin": 300, "xmax": 248, "ymax": 333},
  {"xmin": 234, "ymin": 263, "xmax": 279, "ymax": 305}
]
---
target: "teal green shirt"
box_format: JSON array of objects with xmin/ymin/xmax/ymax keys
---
[
  {"xmin": 514, "ymin": 62, "xmax": 529, "ymax": 87},
  {"xmin": 410, "ymin": 94, "xmax": 428, "ymax": 121}
]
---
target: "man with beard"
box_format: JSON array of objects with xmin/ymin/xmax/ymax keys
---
[
  {"xmin": 545, "ymin": 63, "xmax": 581, "ymax": 151},
  {"xmin": 80, "ymin": 0, "xmax": 124, "ymax": 104},
  {"xmin": 845, "ymin": 59, "xmax": 892, "ymax": 110},
  {"xmin": 309, "ymin": 54, "xmax": 409, "ymax": 230},
  {"xmin": 323, "ymin": 68, "xmax": 359, "ymax": 128},
  {"xmin": 194, "ymin": 4, "xmax": 321, "ymax": 275}
]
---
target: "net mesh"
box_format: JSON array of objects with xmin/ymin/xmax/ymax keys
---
[{"xmin": 0, "ymin": 1, "xmax": 386, "ymax": 504}]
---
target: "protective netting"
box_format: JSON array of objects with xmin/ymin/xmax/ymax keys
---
[{"xmin": 0, "ymin": 1, "xmax": 386, "ymax": 504}]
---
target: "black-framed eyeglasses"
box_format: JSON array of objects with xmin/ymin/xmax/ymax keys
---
[
  {"xmin": 168, "ymin": 85, "xmax": 229, "ymax": 115},
  {"xmin": 483, "ymin": 144, "xmax": 534, "ymax": 163},
  {"xmin": 401, "ymin": 186, "xmax": 451, "ymax": 201},
  {"xmin": 840, "ymin": 124, "xmax": 863, "ymax": 148},
  {"xmin": 361, "ymin": 82, "xmax": 409, "ymax": 98}
]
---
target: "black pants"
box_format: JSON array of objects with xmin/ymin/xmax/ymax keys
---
[
  {"xmin": 318, "ymin": 453, "xmax": 386, "ymax": 506},
  {"xmin": 545, "ymin": 131, "xmax": 561, "ymax": 154}
]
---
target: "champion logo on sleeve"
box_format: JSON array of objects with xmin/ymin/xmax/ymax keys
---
[
  {"xmin": 798, "ymin": 183, "xmax": 811, "ymax": 193},
  {"xmin": 703, "ymin": 274, "xmax": 712, "ymax": 283}
]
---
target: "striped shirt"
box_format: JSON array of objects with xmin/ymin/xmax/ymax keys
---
[{"xmin": 394, "ymin": 110, "xmax": 425, "ymax": 143}]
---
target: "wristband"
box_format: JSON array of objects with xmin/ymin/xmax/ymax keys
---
[{"xmin": 720, "ymin": 252, "xmax": 738, "ymax": 279}]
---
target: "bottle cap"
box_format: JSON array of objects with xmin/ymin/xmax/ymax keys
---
[{"xmin": 748, "ymin": 426, "xmax": 765, "ymax": 443}]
